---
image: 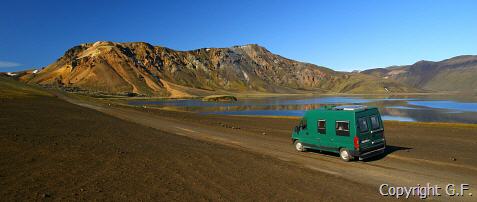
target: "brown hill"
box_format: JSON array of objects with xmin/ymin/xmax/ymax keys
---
[
  {"xmin": 22, "ymin": 41, "xmax": 416, "ymax": 97},
  {"xmin": 362, "ymin": 55, "xmax": 477, "ymax": 92}
]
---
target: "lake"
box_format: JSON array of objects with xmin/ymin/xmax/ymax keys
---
[{"xmin": 129, "ymin": 95, "xmax": 477, "ymax": 124}]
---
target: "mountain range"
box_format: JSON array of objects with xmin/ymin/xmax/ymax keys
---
[
  {"xmin": 362, "ymin": 55, "xmax": 477, "ymax": 92},
  {"xmin": 13, "ymin": 41, "xmax": 475, "ymax": 97}
]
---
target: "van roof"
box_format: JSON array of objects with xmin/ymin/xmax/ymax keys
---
[
  {"xmin": 308, "ymin": 105, "xmax": 377, "ymax": 114},
  {"xmin": 333, "ymin": 105, "xmax": 368, "ymax": 111}
]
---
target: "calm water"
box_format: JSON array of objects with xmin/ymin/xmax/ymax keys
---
[{"xmin": 129, "ymin": 95, "xmax": 477, "ymax": 124}]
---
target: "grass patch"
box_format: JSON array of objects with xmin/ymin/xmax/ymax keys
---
[
  {"xmin": 202, "ymin": 95, "xmax": 238, "ymax": 102},
  {"xmin": 0, "ymin": 76, "xmax": 51, "ymax": 98}
]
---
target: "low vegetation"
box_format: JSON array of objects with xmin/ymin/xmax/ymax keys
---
[{"xmin": 0, "ymin": 75, "xmax": 51, "ymax": 98}]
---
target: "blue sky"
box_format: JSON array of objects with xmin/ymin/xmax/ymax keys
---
[{"xmin": 1, "ymin": 0, "xmax": 476, "ymax": 72}]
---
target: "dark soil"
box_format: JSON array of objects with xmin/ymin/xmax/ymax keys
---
[{"xmin": 0, "ymin": 96, "xmax": 388, "ymax": 201}]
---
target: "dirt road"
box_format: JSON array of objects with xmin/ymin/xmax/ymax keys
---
[
  {"xmin": 60, "ymin": 93, "xmax": 477, "ymax": 201},
  {"xmin": 2, "ymin": 96, "xmax": 395, "ymax": 201}
]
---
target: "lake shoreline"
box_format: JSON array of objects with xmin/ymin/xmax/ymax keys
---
[
  {"xmin": 97, "ymin": 91, "xmax": 463, "ymax": 100},
  {"xmin": 143, "ymin": 104, "xmax": 477, "ymax": 127}
]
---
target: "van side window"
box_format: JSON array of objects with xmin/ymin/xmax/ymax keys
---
[
  {"xmin": 370, "ymin": 116, "xmax": 380, "ymax": 130},
  {"xmin": 335, "ymin": 121, "xmax": 350, "ymax": 136},
  {"xmin": 358, "ymin": 117, "xmax": 369, "ymax": 133},
  {"xmin": 317, "ymin": 120, "xmax": 326, "ymax": 134}
]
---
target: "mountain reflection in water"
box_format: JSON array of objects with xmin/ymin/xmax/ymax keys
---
[{"xmin": 129, "ymin": 95, "xmax": 477, "ymax": 124}]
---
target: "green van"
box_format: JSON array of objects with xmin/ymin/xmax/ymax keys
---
[{"xmin": 291, "ymin": 105, "xmax": 386, "ymax": 161}]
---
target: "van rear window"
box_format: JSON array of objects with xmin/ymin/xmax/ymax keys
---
[
  {"xmin": 335, "ymin": 121, "xmax": 350, "ymax": 136},
  {"xmin": 370, "ymin": 116, "xmax": 380, "ymax": 130},
  {"xmin": 358, "ymin": 118, "xmax": 369, "ymax": 133}
]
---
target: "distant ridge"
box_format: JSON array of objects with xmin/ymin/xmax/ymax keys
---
[{"xmin": 363, "ymin": 55, "xmax": 477, "ymax": 92}]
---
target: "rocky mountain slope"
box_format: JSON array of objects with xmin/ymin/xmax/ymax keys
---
[
  {"xmin": 21, "ymin": 41, "xmax": 416, "ymax": 97},
  {"xmin": 362, "ymin": 55, "xmax": 477, "ymax": 92}
]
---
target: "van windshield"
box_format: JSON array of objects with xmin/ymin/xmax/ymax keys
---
[{"xmin": 299, "ymin": 119, "xmax": 307, "ymax": 130}]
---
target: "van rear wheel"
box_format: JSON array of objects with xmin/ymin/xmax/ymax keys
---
[
  {"xmin": 339, "ymin": 148, "xmax": 354, "ymax": 162},
  {"xmin": 294, "ymin": 140, "xmax": 306, "ymax": 152}
]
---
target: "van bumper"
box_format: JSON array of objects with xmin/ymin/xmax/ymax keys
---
[{"xmin": 352, "ymin": 143, "xmax": 386, "ymax": 160}]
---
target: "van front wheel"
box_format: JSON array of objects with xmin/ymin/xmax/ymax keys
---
[
  {"xmin": 339, "ymin": 148, "xmax": 354, "ymax": 162},
  {"xmin": 294, "ymin": 140, "xmax": 306, "ymax": 152}
]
